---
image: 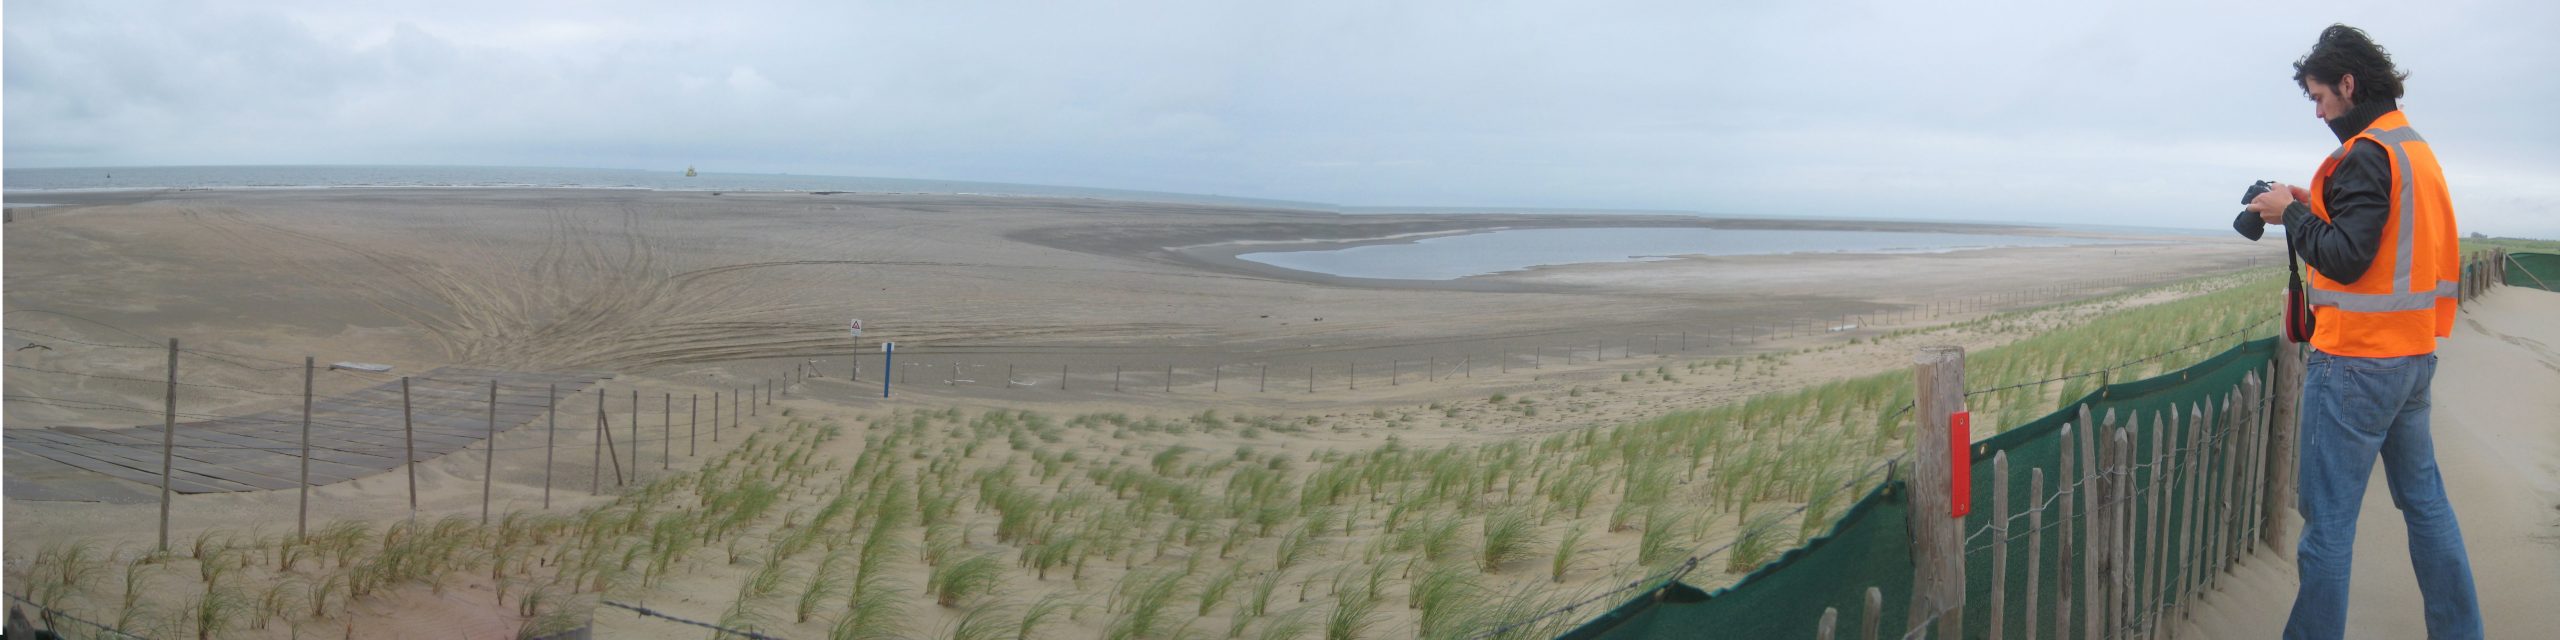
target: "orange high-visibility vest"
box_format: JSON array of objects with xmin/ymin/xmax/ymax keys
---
[{"xmin": 2304, "ymin": 110, "xmax": 2459, "ymax": 358}]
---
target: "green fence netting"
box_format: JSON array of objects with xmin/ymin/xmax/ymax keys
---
[
  {"xmin": 1558, "ymin": 337, "xmax": 2279, "ymax": 640},
  {"xmin": 2507, "ymin": 252, "xmax": 2560, "ymax": 291}
]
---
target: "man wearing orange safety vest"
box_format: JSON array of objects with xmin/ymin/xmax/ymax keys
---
[{"xmin": 2243, "ymin": 24, "xmax": 2479, "ymax": 640}]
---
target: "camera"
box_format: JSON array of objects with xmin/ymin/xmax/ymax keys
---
[{"xmin": 2233, "ymin": 180, "xmax": 2274, "ymax": 240}]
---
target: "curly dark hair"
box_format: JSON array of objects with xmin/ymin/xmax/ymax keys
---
[{"xmin": 2293, "ymin": 24, "xmax": 2408, "ymax": 104}]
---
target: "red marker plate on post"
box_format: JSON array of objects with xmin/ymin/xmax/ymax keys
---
[{"xmin": 1949, "ymin": 411, "xmax": 1971, "ymax": 518}]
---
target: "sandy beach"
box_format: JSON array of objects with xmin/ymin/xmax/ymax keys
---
[{"xmin": 14, "ymin": 188, "xmax": 2540, "ymax": 639}]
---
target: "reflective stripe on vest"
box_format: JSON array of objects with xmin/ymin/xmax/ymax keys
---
[
  {"xmin": 2312, "ymin": 122, "xmax": 2455, "ymax": 306},
  {"xmin": 2369, "ymin": 126, "xmax": 2429, "ymax": 297},
  {"xmin": 2304, "ymin": 279, "xmax": 2457, "ymax": 312},
  {"xmin": 2304, "ymin": 111, "xmax": 2460, "ymax": 357}
]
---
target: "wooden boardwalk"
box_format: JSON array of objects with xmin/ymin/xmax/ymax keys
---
[{"xmin": 4, "ymin": 366, "xmax": 610, "ymax": 498}]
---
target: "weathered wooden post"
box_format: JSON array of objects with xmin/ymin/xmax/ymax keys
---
[
  {"xmin": 711, "ymin": 392, "xmax": 721, "ymax": 443},
  {"xmin": 2112, "ymin": 426, "xmax": 2133, "ymax": 638},
  {"xmin": 689, "ymin": 394, "xmax": 699, "ymax": 456},
  {"xmin": 1991, "ymin": 451, "xmax": 2011, "ymax": 640},
  {"xmin": 298, "ymin": 356, "xmax": 314, "ymax": 539},
  {"xmin": 2148, "ymin": 410, "xmax": 2170, "ymax": 635},
  {"xmin": 2077, "ymin": 406, "xmax": 2102, "ymax": 640},
  {"xmin": 158, "ymin": 339, "xmax": 178, "ymax": 552},
  {"xmin": 2028, "ymin": 467, "xmax": 2045, "ymax": 640},
  {"xmin": 1819, "ymin": 607, "xmax": 1839, "ymax": 640},
  {"xmin": 597, "ymin": 389, "xmax": 624, "ymax": 489},
  {"xmin": 483, "ymin": 380, "xmax": 497, "ymax": 525},
  {"xmin": 628, "ymin": 389, "xmax": 639, "ymax": 482},
  {"xmin": 1863, "ymin": 586, "xmax": 1883, "ymax": 640},
  {"xmin": 1909, "ymin": 345, "xmax": 1966, "ymax": 638},
  {"xmin": 405, "ymin": 378, "xmax": 419, "ymax": 515},
  {"xmin": 2057, "ymin": 423, "xmax": 2075, "ymax": 639},
  {"xmin": 544, "ymin": 383, "xmax": 557, "ymax": 510},
  {"xmin": 662, "ymin": 393, "xmax": 671, "ymax": 470},
  {"xmin": 2263, "ymin": 342, "xmax": 2304, "ymax": 550},
  {"xmin": 2183, "ymin": 403, "xmax": 2205, "ymax": 622},
  {"xmin": 593, "ymin": 390, "xmax": 605, "ymax": 494}
]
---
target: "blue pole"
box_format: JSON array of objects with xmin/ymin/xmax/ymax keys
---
[{"xmin": 882, "ymin": 343, "xmax": 894, "ymax": 398}]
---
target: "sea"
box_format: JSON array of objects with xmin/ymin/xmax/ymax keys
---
[
  {"xmin": 0, "ymin": 164, "xmax": 1326, "ymax": 210},
  {"xmin": 1237, "ymin": 227, "xmax": 2133, "ymax": 280},
  {"xmin": 3, "ymin": 164, "xmax": 2215, "ymax": 280}
]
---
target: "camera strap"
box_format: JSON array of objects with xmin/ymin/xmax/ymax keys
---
[{"xmin": 2283, "ymin": 236, "xmax": 2316, "ymax": 343}]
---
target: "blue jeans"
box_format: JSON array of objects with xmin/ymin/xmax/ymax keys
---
[{"xmin": 2283, "ymin": 350, "xmax": 2482, "ymax": 639}]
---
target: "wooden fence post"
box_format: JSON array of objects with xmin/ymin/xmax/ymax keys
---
[
  {"xmin": 158, "ymin": 339, "xmax": 178, "ymax": 553},
  {"xmin": 405, "ymin": 378, "xmax": 419, "ymax": 516},
  {"xmin": 2147, "ymin": 410, "xmax": 2169, "ymax": 638},
  {"xmin": 2263, "ymin": 343, "xmax": 2304, "ymax": 550},
  {"xmin": 711, "ymin": 392, "xmax": 721, "ymax": 443},
  {"xmin": 1991, "ymin": 451, "xmax": 2011, "ymax": 640},
  {"xmin": 2057, "ymin": 423, "xmax": 2075, "ymax": 640},
  {"xmin": 670, "ymin": 389, "xmax": 680, "ymax": 471},
  {"xmin": 2183, "ymin": 403, "xmax": 2205, "ymax": 622},
  {"xmin": 2077, "ymin": 406, "xmax": 2101, "ymax": 640},
  {"xmin": 2243, "ymin": 371, "xmax": 2268, "ymax": 556},
  {"xmin": 544, "ymin": 383, "xmax": 556, "ymax": 510},
  {"xmin": 689, "ymin": 394, "xmax": 699, "ymax": 456},
  {"xmin": 1908, "ymin": 345, "xmax": 1966, "ymax": 638},
  {"xmin": 298, "ymin": 356, "xmax": 313, "ymax": 539},
  {"xmin": 483, "ymin": 380, "xmax": 497, "ymax": 525},
  {"xmin": 2111, "ymin": 425, "xmax": 2133, "ymax": 639},
  {"xmin": 2028, "ymin": 467, "xmax": 2045, "ymax": 640},
  {"xmin": 628, "ymin": 390, "xmax": 639, "ymax": 483},
  {"xmin": 1864, "ymin": 586, "xmax": 1883, "ymax": 640},
  {"xmin": 593, "ymin": 390, "xmax": 604, "ymax": 494}
]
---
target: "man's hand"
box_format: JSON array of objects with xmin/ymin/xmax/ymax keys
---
[{"xmin": 2248, "ymin": 182, "xmax": 2306, "ymax": 225}]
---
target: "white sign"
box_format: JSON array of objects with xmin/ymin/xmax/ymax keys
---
[{"xmin": 849, "ymin": 318, "xmax": 864, "ymax": 338}]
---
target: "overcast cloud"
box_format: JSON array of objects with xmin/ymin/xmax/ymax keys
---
[{"xmin": 6, "ymin": 0, "xmax": 2555, "ymax": 236}]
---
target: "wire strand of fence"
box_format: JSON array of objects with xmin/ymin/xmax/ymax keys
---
[
  {"xmin": 600, "ymin": 599, "xmax": 786, "ymax": 640},
  {"xmin": 5, "ymin": 591, "xmax": 151, "ymax": 639},
  {"xmin": 1874, "ymin": 312, "xmax": 2275, "ymax": 428},
  {"xmin": 5, "ymin": 391, "xmax": 766, "ymax": 454}
]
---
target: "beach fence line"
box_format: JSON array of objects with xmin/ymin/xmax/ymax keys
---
[
  {"xmin": 1522, "ymin": 249, "xmax": 2519, "ymax": 640},
  {"xmin": 790, "ymin": 283, "xmax": 2123, "ymax": 401},
  {"xmin": 1527, "ymin": 336, "xmax": 2291, "ymax": 640},
  {"xmin": 0, "ymin": 340, "xmax": 812, "ymax": 562}
]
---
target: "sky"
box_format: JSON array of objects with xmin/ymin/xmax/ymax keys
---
[{"xmin": 5, "ymin": 0, "xmax": 2556, "ymax": 236}]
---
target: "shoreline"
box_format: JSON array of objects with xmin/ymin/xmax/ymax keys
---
[{"xmin": 1140, "ymin": 215, "xmax": 2172, "ymax": 293}]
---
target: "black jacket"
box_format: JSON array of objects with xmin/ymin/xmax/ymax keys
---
[{"xmin": 2281, "ymin": 99, "xmax": 2398, "ymax": 285}]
